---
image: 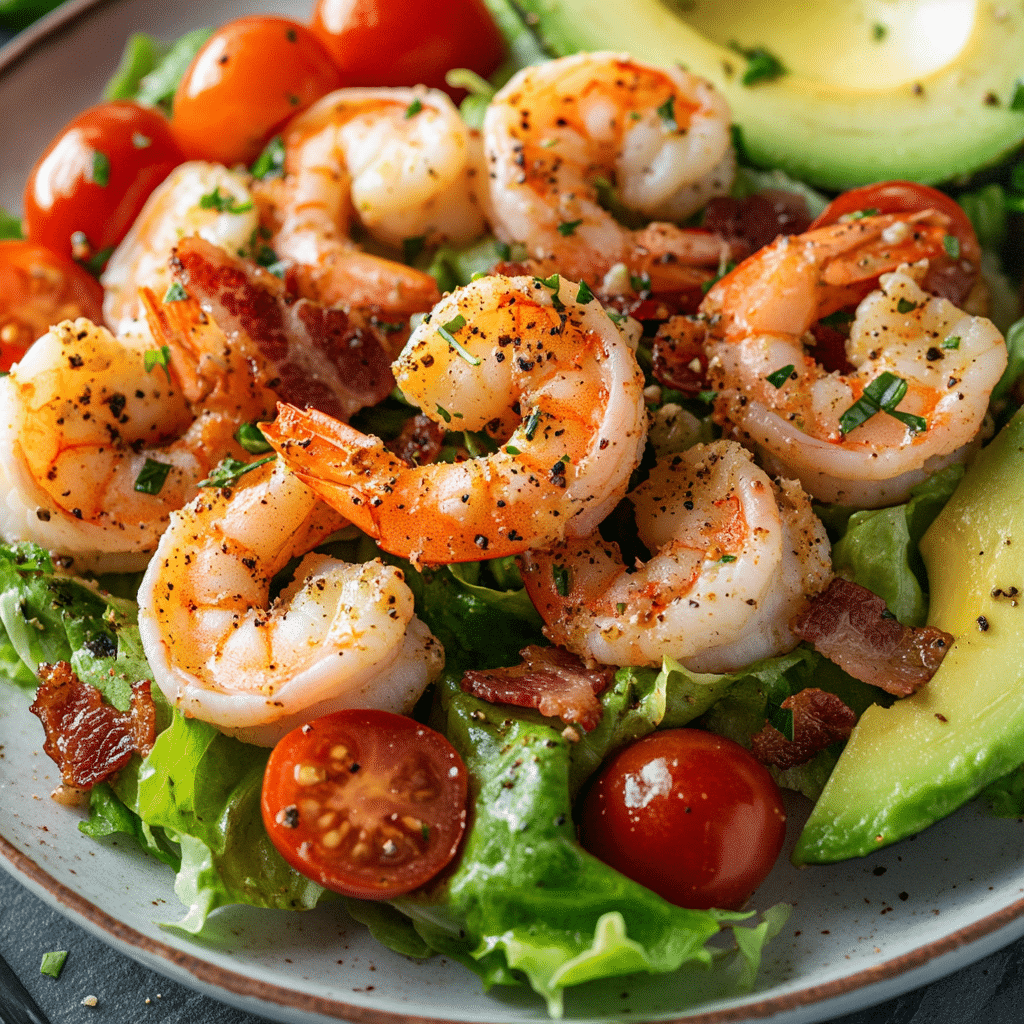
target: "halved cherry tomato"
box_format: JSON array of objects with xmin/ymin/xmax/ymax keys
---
[
  {"xmin": 171, "ymin": 16, "xmax": 342, "ymax": 167},
  {"xmin": 810, "ymin": 181, "xmax": 981, "ymax": 306},
  {"xmin": 0, "ymin": 239, "xmax": 105, "ymax": 370},
  {"xmin": 310, "ymin": 0, "xmax": 506, "ymax": 98},
  {"xmin": 23, "ymin": 101, "xmax": 182, "ymax": 271},
  {"xmin": 578, "ymin": 729, "xmax": 786, "ymax": 910},
  {"xmin": 262, "ymin": 709, "xmax": 468, "ymax": 899}
]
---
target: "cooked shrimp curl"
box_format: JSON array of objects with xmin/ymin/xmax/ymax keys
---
[
  {"xmin": 484, "ymin": 52, "xmax": 735, "ymax": 291},
  {"xmin": 520, "ymin": 441, "xmax": 832, "ymax": 673},
  {"xmin": 0, "ymin": 305, "xmax": 274, "ymax": 574},
  {"xmin": 257, "ymin": 86, "xmax": 487, "ymax": 317},
  {"xmin": 136, "ymin": 459, "xmax": 444, "ymax": 747},
  {"xmin": 263, "ymin": 274, "xmax": 648, "ymax": 566},
  {"xmin": 704, "ymin": 212, "xmax": 1008, "ymax": 507}
]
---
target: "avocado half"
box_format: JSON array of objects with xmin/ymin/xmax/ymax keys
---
[
  {"xmin": 513, "ymin": 0, "xmax": 1024, "ymax": 189},
  {"xmin": 793, "ymin": 407, "xmax": 1024, "ymax": 864}
]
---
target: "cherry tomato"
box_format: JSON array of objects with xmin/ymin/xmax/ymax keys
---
[
  {"xmin": 310, "ymin": 0, "xmax": 506, "ymax": 97},
  {"xmin": 262, "ymin": 709, "xmax": 468, "ymax": 899},
  {"xmin": 0, "ymin": 240, "xmax": 105, "ymax": 370},
  {"xmin": 171, "ymin": 17, "xmax": 342, "ymax": 167},
  {"xmin": 578, "ymin": 729, "xmax": 786, "ymax": 911},
  {"xmin": 809, "ymin": 181, "xmax": 981, "ymax": 306},
  {"xmin": 23, "ymin": 102, "xmax": 182, "ymax": 270}
]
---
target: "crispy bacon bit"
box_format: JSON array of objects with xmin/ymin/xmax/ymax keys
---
[
  {"xmin": 701, "ymin": 190, "xmax": 812, "ymax": 262},
  {"xmin": 792, "ymin": 577, "xmax": 953, "ymax": 696},
  {"xmin": 385, "ymin": 413, "xmax": 446, "ymax": 465},
  {"xmin": 460, "ymin": 645, "xmax": 614, "ymax": 732},
  {"xmin": 651, "ymin": 314, "xmax": 710, "ymax": 396},
  {"xmin": 750, "ymin": 688, "xmax": 857, "ymax": 770},
  {"xmin": 29, "ymin": 662, "xmax": 156, "ymax": 789},
  {"xmin": 172, "ymin": 236, "xmax": 396, "ymax": 422}
]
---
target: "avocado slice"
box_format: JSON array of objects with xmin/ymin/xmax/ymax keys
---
[
  {"xmin": 792, "ymin": 407, "xmax": 1024, "ymax": 865},
  {"xmin": 514, "ymin": 0, "xmax": 1024, "ymax": 189}
]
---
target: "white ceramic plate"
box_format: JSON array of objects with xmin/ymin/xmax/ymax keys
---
[{"xmin": 2, "ymin": 3, "xmax": 1024, "ymax": 1023}]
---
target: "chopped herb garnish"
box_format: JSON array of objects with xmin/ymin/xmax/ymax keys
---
[
  {"xmin": 698, "ymin": 389, "xmax": 719, "ymax": 403},
  {"xmin": 80, "ymin": 245, "xmax": 114, "ymax": 276},
  {"xmin": 729, "ymin": 42, "xmax": 786, "ymax": 86},
  {"xmin": 235, "ymin": 421, "xmax": 273, "ymax": 454},
  {"xmin": 144, "ymin": 345, "xmax": 172, "ymax": 382},
  {"xmin": 718, "ymin": 554, "xmax": 738, "ymax": 563},
  {"xmin": 630, "ymin": 272, "xmax": 651, "ymax": 295},
  {"xmin": 199, "ymin": 186, "xmax": 253, "ymax": 214},
  {"xmin": 40, "ymin": 950, "xmax": 68, "ymax": 979},
  {"xmin": 896, "ymin": 297, "xmax": 919, "ymax": 314},
  {"xmin": 616, "ymin": 602, "xmax": 626, "ymax": 614},
  {"xmin": 839, "ymin": 371, "xmax": 927, "ymax": 435},
  {"xmin": 871, "ymin": 22, "xmax": 888, "ymax": 41},
  {"xmin": 943, "ymin": 334, "xmax": 961, "ymax": 350},
  {"xmin": 403, "ymin": 235, "xmax": 426, "ymax": 264},
  {"xmin": 91, "ymin": 150, "xmax": 111, "ymax": 186},
  {"xmin": 436, "ymin": 404, "xmax": 452, "ymax": 424},
  {"xmin": 657, "ymin": 96, "xmax": 678, "ymax": 130},
  {"xmin": 1011, "ymin": 79, "xmax": 1024, "ymax": 111},
  {"xmin": 767, "ymin": 700, "xmax": 794, "ymax": 742},
  {"xmin": 557, "ymin": 219, "xmax": 583, "ymax": 237},
  {"xmin": 765, "ymin": 364, "xmax": 795, "ymax": 388},
  {"xmin": 505, "ymin": 444, "xmax": 521, "ymax": 455},
  {"xmin": 575, "ymin": 280, "xmax": 594, "ymax": 304},
  {"xmin": 163, "ymin": 281, "xmax": 188, "ymax": 303},
  {"xmin": 250, "ymin": 135, "xmax": 286, "ymax": 180},
  {"xmin": 404, "ymin": 98, "xmax": 424, "ymax": 118},
  {"xmin": 605, "ymin": 309, "xmax": 627, "ymax": 324},
  {"xmin": 523, "ymin": 408, "xmax": 541, "ymax": 441},
  {"xmin": 134, "ymin": 458, "xmax": 172, "ymax": 495},
  {"xmin": 942, "ymin": 234, "xmax": 961, "ymax": 259},
  {"xmin": 819, "ymin": 309, "xmax": 855, "ymax": 328},
  {"xmin": 199, "ymin": 454, "xmax": 275, "ymax": 488},
  {"xmin": 534, "ymin": 273, "xmax": 564, "ymax": 311},
  {"xmin": 552, "ymin": 564, "xmax": 571, "ymax": 597},
  {"xmin": 844, "ymin": 207, "xmax": 880, "ymax": 221},
  {"xmin": 437, "ymin": 314, "xmax": 481, "ymax": 366}
]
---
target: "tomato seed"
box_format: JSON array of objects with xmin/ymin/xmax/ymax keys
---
[
  {"xmin": 330, "ymin": 744, "xmax": 349, "ymax": 760},
  {"xmin": 352, "ymin": 841, "xmax": 370, "ymax": 860},
  {"xmin": 295, "ymin": 764, "xmax": 326, "ymax": 786},
  {"xmin": 401, "ymin": 815, "xmax": 423, "ymax": 832},
  {"xmin": 321, "ymin": 829, "xmax": 342, "ymax": 849},
  {"xmin": 317, "ymin": 812, "xmax": 337, "ymax": 829}
]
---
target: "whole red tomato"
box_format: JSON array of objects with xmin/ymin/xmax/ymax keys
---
[
  {"xmin": 0, "ymin": 240, "xmax": 105, "ymax": 370},
  {"xmin": 23, "ymin": 101, "xmax": 182, "ymax": 270},
  {"xmin": 310, "ymin": 0, "xmax": 506, "ymax": 97},
  {"xmin": 579, "ymin": 729, "xmax": 787, "ymax": 910},
  {"xmin": 171, "ymin": 16, "xmax": 342, "ymax": 167}
]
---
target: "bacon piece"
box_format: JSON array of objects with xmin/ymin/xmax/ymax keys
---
[
  {"xmin": 172, "ymin": 236, "xmax": 396, "ymax": 423},
  {"xmin": 792, "ymin": 577, "xmax": 953, "ymax": 696},
  {"xmin": 701, "ymin": 190, "xmax": 812, "ymax": 261},
  {"xmin": 460, "ymin": 645, "xmax": 614, "ymax": 732},
  {"xmin": 385, "ymin": 413, "xmax": 447, "ymax": 466},
  {"xmin": 651, "ymin": 314, "xmax": 710, "ymax": 396},
  {"xmin": 750, "ymin": 687, "xmax": 857, "ymax": 770},
  {"xmin": 29, "ymin": 662, "xmax": 156, "ymax": 789}
]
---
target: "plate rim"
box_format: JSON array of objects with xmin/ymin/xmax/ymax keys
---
[{"xmin": 3, "ymin": 2, "xmax": 1024, "ymax": 1022}]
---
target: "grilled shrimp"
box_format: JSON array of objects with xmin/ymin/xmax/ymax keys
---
[
  {"xmin": 483, "ymin": 52, "xmax": 734, "ymax": 292},
  {"xmin": 101, "ymin": 161, "xmax": 259, "ymax": 331},
  {"xmin": 257, "ymin": 86, "xmax": 486, "ymax": 316},
  {"xmin": 263, "ymin": 273, "xmax": 647, "ymax": 566},
  {"xmin": 136, "ymin": 459, "xmax": 443, "ymax": 746},
  {"xmin": 703, "ymin": 212, "xmax": 1008, "ymax": 506},
  {"xmin": 0, "ymin": 296, "xmax": 274, "ymax": 573},
  {"xmin": 520, "ymin": 441, "xmax": 832, "ymax": 672}
]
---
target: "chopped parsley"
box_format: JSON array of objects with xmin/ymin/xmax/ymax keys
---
[
  {"xmin": 163, "ymin": 281, "xmax": 188, "ymax": 303},
  {"xmin": 729, "ymin": 42, "xmax": 787, "ymax": 86},
  {"xmin": 942, "ymin": 335, "xmax": 961, "ymax": 350},
  {"xmin": 91, "ymin": 150, "xmax": 110, "ymax": 186},
  {"xmin": 437, "ymin": 314, "xmax": 481, "ymax": 366},
  {"xmin": 235, "ymin": 421, "xmax": 273, "ymax": 454},
  {"xmin": 534, "ymin": 273, "xmax": 565, "ymax": 311},
  {"xmin": 657, "ymin": 96, "xmax": 678, "ymax": 130},
  {"xmin": 523, "ymin": 407, "xmax": 541, "ymax": 441},
  {"xmin": 871, "ymin": 22, "xmax": 888, "ymax": 41},
  {"xmin": 134, "ymin": 458, "xmax": 172, "ymax": 495},
  {"xmin": 765, "ymin": 364, "xmax": 795, "ymax": 388},
  {"xmin": 576, "ymin": 280, "xmax": 594, "ymax": 304},
  {"xmin": 250, "ymin": 135, "xmax": 286, "ymax": 180},
  {"xmin": 199, "ymin": 186, "xmax": 253, "ymax": 214},
  {"xmin": 405, "ymin": 98, "xmax": 424, "ymax": 119},
  {"xmin": 839, "ymin": 372, "xmax": 927, "ymax": 435},
  {"xmin": 1011, "ymin": 78, "xmax": 1024, "ymax": 111},
  {"xmin": 40, "ymin": 950, "xmax": 68, "ymax": 978},
  {"xmin": 436, "ymin": 404, "xmax": 452, "ymax": 424},
  {"xmin": 199, "ymin": 454, "xmax": 276, "ymax": 488},
  {"xmin": 144, "ymin": 345, "xmax": 172, "ymax": 382},
  {"xmin": 557, "ymin": 219, "xmax": 583, "ymax": 237},
  {"xmin": 552, "ymin": 564, "xmax": 571, "ymax": 597},
  {"xmin": 896, "ymin": 297, "xmax": 919, "ymax": 314}
]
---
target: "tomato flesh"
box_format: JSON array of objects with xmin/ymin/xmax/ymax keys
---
[
  {"xmin": 578, "ymin": 729, "xmax": 786, "ymax": 910},
  {"xmin": 262, "ymin": 709, "xmax": 468, "ymax": 899},
  {"xmin": 171, "ymin": 16, "xmax": 342, "ymax": 167},
  {"xmin": 809, "ymin": 181, "xmax": 981, "ymax": 306},
  {"xmin": 0, "ymin": 239, "xmax": 105, "ymax": 370},
  {"xmin": 23, "ymin": 101, "xmax": 182, "ymax": 269},
  {"xmin": 310, "ymin": 0, "xmax": 506, "ymax": 98}
]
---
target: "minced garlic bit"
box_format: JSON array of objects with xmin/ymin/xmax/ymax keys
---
[{"xmin": 81, "ymin": 994, "xmax": 99, "ymax": 1007}]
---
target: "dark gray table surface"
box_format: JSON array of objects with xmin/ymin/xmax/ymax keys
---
[{"xmin": 3, "ymin": 10, "xmax": 1024, "ymax": 1024}]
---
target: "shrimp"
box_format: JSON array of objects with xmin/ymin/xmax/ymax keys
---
[
  {"xmin": 262, "ymin": 273, "xmax": 648, "ymax": 566},
  {"xmin": 0, "ymin": 295, "xmax": 275, "ymax": 573},
  {"xmin": 257, "ymin": 86, "xmax": 486, "ymax": 316},
  {"xmin": 101, "ymin": 161, "xmax": 259, "ymax": 332},
  {"xmin": 483, "ymin": 52, "xmax": 735, "ymax": 292},
  {"xmin": 136, "ymin": 459, "xmax": 444, "ymax": 747},
  {"xmin": 703, "ymin": 212, "xmax": 1009, "ymax": 507},
  {"xmin": 519, "ymin": 441, "xmax": 832, "ymax": 673}
]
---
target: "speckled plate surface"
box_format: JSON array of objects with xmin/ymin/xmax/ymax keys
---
[{"xmin": 2, "ymin": 3, "xmax": 1024, "ymax": 1023}]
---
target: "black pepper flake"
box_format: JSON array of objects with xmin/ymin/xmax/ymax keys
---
[
  {"xmin": 977, "ymin": 615, "xmax": 990, "ymax": 631},
  {"xmin": 279, "ymin": 805, "xmax": 299, "ymax": 828},
  {"xmin": 474, "ymin": 534, "xmax": 489, "ymax": 549}
]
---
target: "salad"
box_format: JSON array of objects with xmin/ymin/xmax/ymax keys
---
[{"xmin": 1, "ymin": 0, "xmax": 1023, "ymax": 1020}]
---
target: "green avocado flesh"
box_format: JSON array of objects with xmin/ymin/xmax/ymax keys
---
[
  {"xmin": 793, "ymin": 408, "xmax": 1024, "ymax": 865},
  {"xmin": 514, "ymin": 0, "xmax": 1024, "ymax": 188}
]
